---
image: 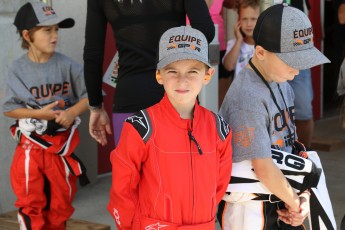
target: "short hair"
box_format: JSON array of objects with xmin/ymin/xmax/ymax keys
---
[
  {"xmin": 18, "ymin": 27, "xmax": 41, "ymax": 50},
  {"xmin": 237, "ymin": 0, "xmax": 260, "ymax": 15}
]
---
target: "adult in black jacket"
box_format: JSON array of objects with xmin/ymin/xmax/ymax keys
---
[{"xmin": 84, "ymin": 0, "xmax": 215, "ymax": 146}]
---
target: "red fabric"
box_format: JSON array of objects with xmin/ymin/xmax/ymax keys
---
[
  {"xmin": 139, "ymin": 215, "xmax": 216, "ymax": 230},
  {"xmin": 10, "ymin": 124, "xmax": 80, "ymax": 157},
  {"xmin": 108, "ymin": 95, "xmax": 232, "ymax": 230},
  {"xmin": 10, "ymin": 132, "xmax": 79, "ymax": 230}
]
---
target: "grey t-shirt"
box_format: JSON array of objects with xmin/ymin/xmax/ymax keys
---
[
  {"xmin": 3, "ymin": 52, "xmax": 87, "ymax": 112},
  {"xmin": 220, "ymin": 67, "xmax": 296, "ymax": 162}
]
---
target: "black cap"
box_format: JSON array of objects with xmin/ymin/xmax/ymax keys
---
[
  {"xmin": 14, "ymin": 2, "xmax": 74, "ymax": 31},
  {"xmin": 253, "ymin": 3, "xmax": 330, "ymax": 70}
]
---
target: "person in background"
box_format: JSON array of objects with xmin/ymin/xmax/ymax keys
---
[
  {"xmin": 331, "ymin": 0, "xmax": 345, "ymax": 108},
  {"xmin": 337, "ymin": 1, "xmax": 345, "ymax": 129},
  {"xmin": 334, "ymin": 0, "xmax": 345, "ymax": 62},
  {"xmin": 108, "ymin": 26, "xmax": 232, "ymax": 230},
  {"xmin": 288, "ymin": 68, "xmax": 314, "ymax": 146},
  {"xmin": 83, "ymin": 0, "xmax": 215, "ymax": 147},
  {"xmin": 286, "ymin": 0, "xmax": 314, "ymax": 147},
  {"xmin": 222, "ymin": 0, "xmax": 260, "ymax": 80},
  {"xmin": 337, "ymin": 58, "xmax": 345, "ymax": 128},
  {"xmin": 339, "ymin": 0, "xmax": 345, "ymax": 25},
  {"xmin": 3, "ymin": 2, "xmax": 89, "ymax": 229},
  {"xmin": 205, "ymin": 0, "xmax": 233, "ymax": 107}
]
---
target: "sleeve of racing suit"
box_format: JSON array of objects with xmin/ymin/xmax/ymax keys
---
[
  {"xmin": 107, "ymin": 122, "xmax": 147, "ymax": 230},
  {"xmin": 216, "ymin": 128, "xmax": 233, "ymax": 204}
]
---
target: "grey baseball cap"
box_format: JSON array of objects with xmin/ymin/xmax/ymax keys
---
[
  {"xmin": 14, "ymin": 1, "xmax": 74, "ymax": 31},
  {"xmin": 157, "ymin": 26, "xmax": 211, "ymax": 70},
  {"xmin": 253, "ymin": 3, "xmax": 330, "ymax": 70}
]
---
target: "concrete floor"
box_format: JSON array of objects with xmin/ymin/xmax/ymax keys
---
[
  {"xmin": 312, "ymin": 116, "xmax": 345, "ymax": 229},
  {"xmin": 71, "ymin": 116, "xmax": 345, "ymax": 230}
]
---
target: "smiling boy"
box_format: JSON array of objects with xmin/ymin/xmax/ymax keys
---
[{"xmin": 107, "ymin": 26, "xmax": 233, "ymax": 230}]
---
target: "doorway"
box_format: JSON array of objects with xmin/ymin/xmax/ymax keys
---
[{"xmin": 323, "ymin": 0, "xmax": 344, "ymax": 117}]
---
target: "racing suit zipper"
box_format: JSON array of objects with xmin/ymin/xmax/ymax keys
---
[
  {"xmin": 188, "ymin": 130, "xmax": 203, "ymax": 222},
  {"xmin": 188, "ymin": 130, "xmax": 195, "ymax": 221},
  {"xmin": 188, "ymin": 131, "xmax": 203, "ymax": 155}
]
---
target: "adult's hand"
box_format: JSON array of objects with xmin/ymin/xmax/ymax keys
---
[{"xmin": 89, "ymin": 108, "xmax": 112, "ymax": 146}]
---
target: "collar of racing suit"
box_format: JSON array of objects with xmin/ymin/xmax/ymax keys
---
[{"xmin": 159, "ymin": 93, "xmax": 202, "ymax": 131}]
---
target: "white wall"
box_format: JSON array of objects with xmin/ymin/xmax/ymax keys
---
[
  {"xmin": 0, "ymin": 0, "xmax": 28, "ymax": 13},
  {"xmin": 53, "ymin": 0, "xmax": 87, "ymax": 63},
  {"xmin": 0, "ymin": 7, "xmax": 25, "ymax": 214},
  {"xmin": 0, "ymin": 0, "xmax": 97, "ymax": 214}
]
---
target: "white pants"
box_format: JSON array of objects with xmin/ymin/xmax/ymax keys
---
[{"xmin": 217, "ymin": 194, "xmax": 306, "ymax": 230}]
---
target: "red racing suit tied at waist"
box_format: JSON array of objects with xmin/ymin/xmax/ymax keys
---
[
  {"xmin": 10, "ymin": 118, "xmax": 89, "ymax": 186},
  {"xmin": 11, "ymin": 118, "xmax": 80, "ymax": 157}
]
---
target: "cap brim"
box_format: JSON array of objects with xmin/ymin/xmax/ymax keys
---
[
  {"xmin": 276, "ymin": 46, "xmax": 330, "ymax": 70},
  {"xmin": 37, "ymin": 18, "xmax": 75, "ymax": 28},
  {"xmin": 157, "ymin": 53, "xmax": 212, "ymax": 70}
]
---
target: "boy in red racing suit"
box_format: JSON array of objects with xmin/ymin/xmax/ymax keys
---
[{"xmin": 107, "ymin": 26, "xmax": 233, "ymax": 230}]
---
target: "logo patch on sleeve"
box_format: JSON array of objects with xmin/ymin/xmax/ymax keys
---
[
  {"xmin": 233, "ymin": 126, "xmax": 254, "ymax": 148},
  {"xmin": 125, "ymin": 110, "xmax": 152, "ymax": 143}
]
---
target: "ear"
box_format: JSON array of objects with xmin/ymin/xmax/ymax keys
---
[
  {"xmin": 156, "ymin": 71, "xmax": 163, "ymax": 85},
  {"xmin": 255, "ymin": 45, "xmax": 266, "ymax": 61},
  {"xmin": 204, "ymin": 74, "xmax": 211, "ymax": 81},
  {"xmin": 203, "ymin": 67, "xmax": 215, "ymax": 85},
  {"xmin": 22, "ymin": 30, "xmax": 31, "ymax": 43}
]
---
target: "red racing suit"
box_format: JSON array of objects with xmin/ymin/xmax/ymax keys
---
[
  {"xmin": 9, "ymin": 120, "xmax": 88, "ymax": 230},
  {"xmin": 107, "ymin": 94, "xmax": 233, "ymax": 230}
]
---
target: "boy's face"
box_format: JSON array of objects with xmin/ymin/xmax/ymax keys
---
[
  {"xmin": 24, "ymin": 25, "xmax": 59, "ymax": 56},
  {"xmin": 258, "ymin": 47, "xmax": 299, "ymax": 83},
  {"xmin": 156, "ymin": 59, "xmax": 214, "ymax": 108},
  {"xmin": 239, "ymin": 6, "xmax": 260, "ymax": 38}
]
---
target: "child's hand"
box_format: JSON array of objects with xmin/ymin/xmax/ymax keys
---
[
  {"xmin": 234, "ymin": 21, "xmax": 243, "ymax": 41},
  {"xmin": 277, "ymin": 193, "xmax": 310, "ymax": 226},
  {"xmin": 39, "ymin": 101, "xmax": 60, "ymax": 120},
  {"xmin": 54, "ymin": 110, "xmax": 75, "ymax": 129},
  {"xmin": 288, "ymin": 193, "xmax": 310, "ymax": 226},
  {"xmin": 277, "ymin": 208, "xmax": 291, "ymax": 225}
]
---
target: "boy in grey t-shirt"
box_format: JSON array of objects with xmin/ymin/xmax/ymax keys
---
[
  {"xmin": 3, "ymin": 2, "xmax": 88, "ymax": 229},
  {"xmin": 218, "ymin": 4, "xmax": 330, "ymax": 230}
]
